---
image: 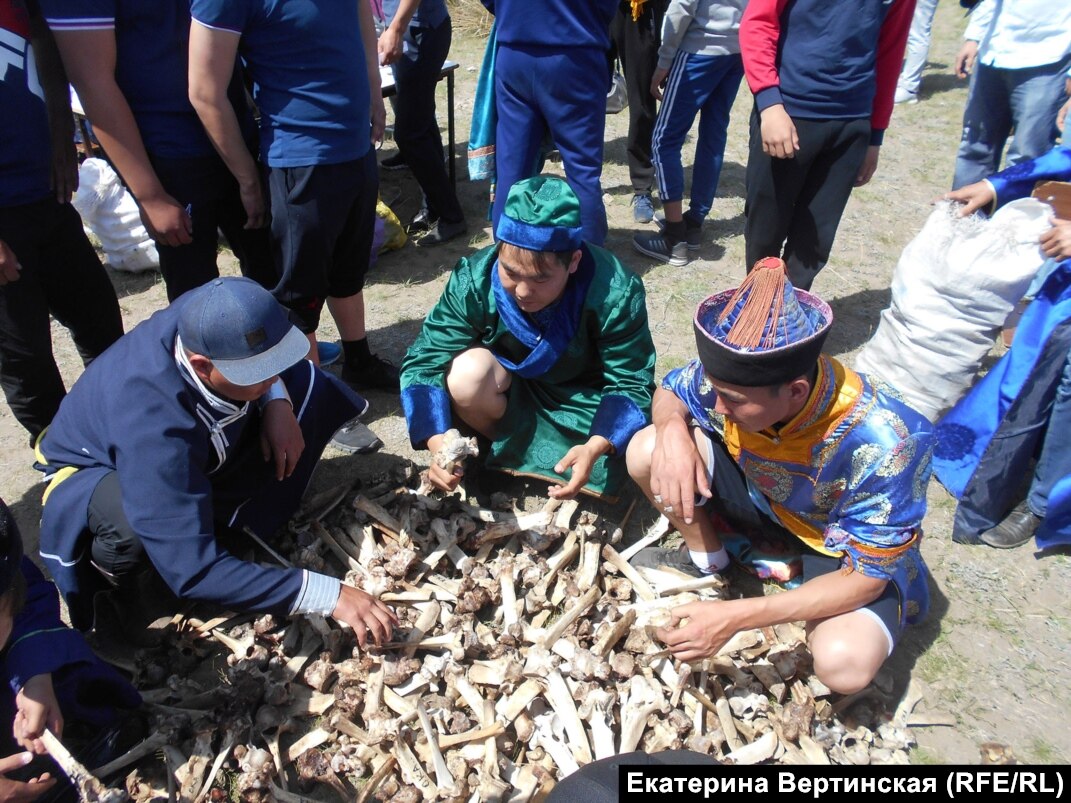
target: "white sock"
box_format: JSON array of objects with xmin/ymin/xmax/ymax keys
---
[{"xmin": 689, "ymin": 547, "xmax": 730, "ymax": 574}]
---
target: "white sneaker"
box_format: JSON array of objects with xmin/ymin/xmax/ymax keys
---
[{"xmin": 894, "ymin": 87, "xmax": 918, "ymax": 105}]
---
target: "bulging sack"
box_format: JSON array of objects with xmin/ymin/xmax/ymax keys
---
[
  {"xmin": 71, "ymin": 158, "xmax": 159, "ymax": 273},
  {"xmin": 854, "ymin": 199, "xmax": 1051, "ymax": 421}
]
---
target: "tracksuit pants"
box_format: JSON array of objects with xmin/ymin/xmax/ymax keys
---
[{"xmin": 652, "ymin": 49, "xmax": 743, "ymax": 222}]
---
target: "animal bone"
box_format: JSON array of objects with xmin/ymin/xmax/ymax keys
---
[
  {"xmin": 725, "ymin": 731, "xmax": 779, "ymax": 765},
  {"xmin": 541, "ymin": 670, "xmax": 593, "ymax": 765},
  {"xmin": 529, "ymin": 712, "xmax": 578, "ymax": 778},
  {"xmin": 601, "ymin": 545, "xmax": 656, "ymax": 600},
  {"xmin": 294, "ymin": 748, "xmax": 352, "ymax": 801},
  {"xmin": 415, "ymin": 700, "xmax": 457, "ymax": 795},
  {"xmin": 539, "ymin": 584, "xmax": 600, "ymax": 647},
  {"xmin": 42, "ymin": 729, "xmax": 128, "ymax": 803},
  {"xmin": 618, "ymin": 675, "xmax": 666, "ymax": 754},
  {"xmin": 578, "ymin": 688, "xmax": 617, "ymax": 760}
]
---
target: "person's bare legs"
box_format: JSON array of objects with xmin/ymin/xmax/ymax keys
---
[
  {"xmin": 445, "ymin": 348, "xmax": 512, "ymax": 437},
  {"xmin": 807, "ymin": 612, "xmax": 891, "ymax": 694},
  {"xmin": 326, "ymin": 291, "xmax": 365, "ymax": 340},
  {"xmin": 626, "ymin": 423, "xmax": 725, "ymax": 553},
  {"xmin": 662, "ymin": 199, "xmax": 683, "ymax": 225}
]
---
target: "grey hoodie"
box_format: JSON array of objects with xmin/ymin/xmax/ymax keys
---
[{"xmin": 657, "ymin": 0, "xmax": 748, "ymax": 68}]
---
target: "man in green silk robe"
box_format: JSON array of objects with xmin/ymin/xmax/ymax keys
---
[{"xmin": 401, "ymin": 176, "xmax": 655, "ymax": 498}]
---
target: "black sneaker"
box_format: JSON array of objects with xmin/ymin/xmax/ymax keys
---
[
  {"xmin": 341, "ymin": 353, "xmax": 401, "ymax": 391},
  {"xmin": 329, "ymin": 418, "xmax": 384, "ymax": 454},
  {"xmin": 631, "ymin": 543, "xmax": 722, "ymax": 578},
  {"xmin": 408, "ymin": 206, "xmax": 438, "ymax": 234},
  {"xmin": 415, "ymin": 218, "xmax": 468, "ymax": 247},
  {"xmin": 634, "ymin": 231, "xmax": 689, "ymax": 266},
  {"xmin": 656, "ymin": 216, "xmax": 702, "ymax": 251},
  {"xmin": 380, "ymin": 152, "xmax": 408, "ymax": 171}
]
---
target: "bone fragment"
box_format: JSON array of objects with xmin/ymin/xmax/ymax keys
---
[
  {"xmin": 415, "ymin": 700, "xmax": 456, "ymax": 792},
  {"xmin": 354, "ymin": 756, "xmax": 398, "ymax": 803},
  {"xmin": 725, "ymin": 731, "xmax": 779, "ymax": 764},
  {"xmin": 539, "ymin": 584, "xmax": 600, "ymax": 647},
  {"xmin": 618, "ymin": 515, "xmax": 672, "ymax": 562},
  {"xmin": 591, "ymin": 607, "xmax": 636, "ymax": 657},
  {"xmin": 352, "ymin": 495, "xmax": 402, "ymax": 540},
  {"xmin": 42, "ymin": 729, "xmax": 127, "ymax": 803},
  {"xmin": 394, "ymin": 734, "xmax": 436, "ymax": 801},
  {"xmin": 542, "ymin": 670, "xmax": 593, "ymax": 765},
  {"xmin": 601, "ymin": 544, "xmax": 656, "ymax": 600},
  {"xmin": 285, "ymin": 727, "xmax": 332, "ymax": 765},
  {"xmin": 530, "ymin": 712, "xmax": 579, "ymax": 778},
  {"xmin": 618, "ymin": 675, "xmax": 666, "ymax": 754},
  {"xmin": 495, "ymin": 678, "xmax": 543, "ymax": 724},
  {"xmin": 92, "ymin": 733, "xmax": 170, "ymax": 779},
  {"xmin": 574, "ymin": 539, "xmax": 603, "ymax": 593},
  {"xmin": 310, "ymin": 521, "xmax": 361, "ymax": 572},
  {"xmin": 437, "ymin": 722, "xmax": 506, "ymax": 749}
]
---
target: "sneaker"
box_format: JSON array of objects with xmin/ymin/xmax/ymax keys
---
[
  {"xmin": 408, "ymin": 206, "xmax": 438, "ymax": 234},
  {"xmin": 380, "ymin": 152, "xmax": 408, "ymax": 171},
  {"xmin": 633, "ymin": 231, "xmax": 689, "ymax": 266},
  {"xmin": 632, "ymin": 193, "xmax": 655, "ymax": 224},
  {"xmin": 656, "ymin": 216, "xmax": 702, "ymax": 251},
  {"xmin": 415, "ymin": 218, "xmax": 468, "ymax": 247},
  {"xmin": 341, "ymin": 353, "xmax": 401, "ymax": 391},
  {"xmin": 630, "ymin": 544, "xmax": 703, "ymax": 578},
  {"xmin": 329, "ymin": 418, "xmax": 384, "ymax": 454},
  {"xmin": 317, "ymin": 341, "xmax": 342, "ymax": 367},
  {"xmin": 894, "ymin": 87, "xmax": 918, "ymax": 105}
]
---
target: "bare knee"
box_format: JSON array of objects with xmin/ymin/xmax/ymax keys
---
[
  {"xmin": 809, "ymin": 623, "xmax": 888, "ymax": 695},
  {"xmin": 446, "ymin": 348, "xmax": 507, "ymax": 408},
  {"xmin": 626, "ymin": 424, "xmax": 657, "ymax": 484}
]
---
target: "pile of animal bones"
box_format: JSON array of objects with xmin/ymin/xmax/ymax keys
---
[{"xmin": 62, "ymin": 434, "xmax": 935, "ymax": 802}]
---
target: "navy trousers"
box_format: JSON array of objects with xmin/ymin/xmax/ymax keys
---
[{"xmin": 492, "ymin": 43, "xmax": 610, "ymax": 246}]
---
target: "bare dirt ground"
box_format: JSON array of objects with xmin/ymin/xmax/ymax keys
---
[{"xmin": 4, "ymin": 2, "xmax": 1069, "ymax": 765}]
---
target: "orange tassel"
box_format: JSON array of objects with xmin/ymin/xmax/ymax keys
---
[{"xmin": 717, "ymin": 257, "xmax": 788, "ymax": 350}]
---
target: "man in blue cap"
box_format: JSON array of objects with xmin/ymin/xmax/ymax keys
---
[
  {"xmin": 627, "ymin": 258, "xmax": 933, "ymax": 694},
  {"xmin": 35, "ymin": 278, "xmax": 397, "ymax": 644},
  {"xmin": 401, "ymin": 175, "xmax": 655, "ymax": 499}
]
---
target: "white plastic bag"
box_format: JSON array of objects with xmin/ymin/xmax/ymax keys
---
[
  {"xmin": 71, "ymin": 158, "xmax": 159, "ymax": 273},
  {"xmin": 854, "ymin": 199, "xmax": 1051, "ymax": 421}
]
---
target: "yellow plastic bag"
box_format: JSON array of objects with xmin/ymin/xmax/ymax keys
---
[{"xmin": 376, "ymin": 198, "xmax": 407, "ymax": 253}]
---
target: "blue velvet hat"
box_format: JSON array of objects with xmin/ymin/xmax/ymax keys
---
[
  {"xmin": 495, "ymin": 176, "xmax": 584, "ymax": 252},
  {"xmin": 694, "ymin": 257, "xmax": 833, "ymax": 386}
]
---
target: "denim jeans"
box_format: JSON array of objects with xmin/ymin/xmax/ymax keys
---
[
  {"xmin": 951, "ymin": 54, "xmax": 1071, "ymax": 189},
  {"xmin": 896, "ymin": 0, "xmax": 939, "ymax": 97}
]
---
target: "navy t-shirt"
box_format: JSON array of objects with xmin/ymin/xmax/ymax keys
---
[
  {"xmin": 383, "ymin": 0, "xmax": 448, "ymax": 29},
  {"xmin": 190, "ymin": 0, "xmax": 371, "ymax": 168},
  {"xmin": 0, "ymin": 0, "xmax": 52, "ymax": 207},
  {"xmin": 40, "ymin": 0, "xmax": 253, "ymax": 160}
]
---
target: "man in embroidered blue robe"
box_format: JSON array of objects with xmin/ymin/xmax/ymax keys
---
[
  {"xmin": 627, "ymin": 258, "xmax": 933, "ymax": 694},
  {"xmin": 937, "ymin": 144, "xmax": 1071, "ymax": 549},
  {"xmin": 401, "ymin": 176, "xmax": 655, "ymax": 499}
]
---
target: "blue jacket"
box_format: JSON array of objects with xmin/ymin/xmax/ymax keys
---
[
  {"xmin": 37, "ymin": 298, "xmax": 311, "ymax": 625},
  {"xmin": 934, "ymin": 146, "xmax": 1071, "ymax": 548}
]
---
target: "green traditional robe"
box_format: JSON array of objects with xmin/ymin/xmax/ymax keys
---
[{"xmin": 401, "ymin": 243, "xmax": 655, "ymax": 496}]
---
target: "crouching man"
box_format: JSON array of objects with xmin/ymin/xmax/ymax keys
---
[
  {"xmin": 402, "ymin": 176, "xmax": 656, "ymax": 499},
  {"xmin": 36, "ymin": 278, "xmax": 396, "ymax": 643},
  {"xmin": 627, "ymin": 258, "xmax": 933, "ymax": 693}
]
